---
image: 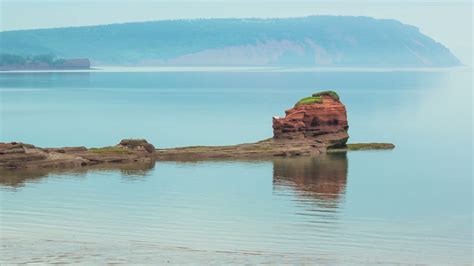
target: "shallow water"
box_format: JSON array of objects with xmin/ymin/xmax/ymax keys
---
[{"xmin": 0, "ymin": 68, "xmax": 472, "ymax": 264}]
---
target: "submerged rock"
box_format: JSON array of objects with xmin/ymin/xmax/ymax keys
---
[{"xmin": 273, "ymin": 91, "xmax": 349, "ymax": 148}]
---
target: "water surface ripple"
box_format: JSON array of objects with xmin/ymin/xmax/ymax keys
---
[{"xmin": 0, "ymin": 68, "xmax": 472, "ymax": 264}]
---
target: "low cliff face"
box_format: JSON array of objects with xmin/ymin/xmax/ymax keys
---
[{"xmin": 273, "ymin": 91, "xmax": 349, "ymax": 148}]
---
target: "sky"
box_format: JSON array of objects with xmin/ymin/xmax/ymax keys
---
[{"xmin": 0, "ymin": 0, "xmax": 472, "ymax": 65}]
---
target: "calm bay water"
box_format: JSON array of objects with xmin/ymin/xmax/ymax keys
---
[{"xmin": 0, "ymin": 67, "xmax": 472, "ymax": 264}]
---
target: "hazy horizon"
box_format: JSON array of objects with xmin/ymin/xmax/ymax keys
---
[
  {"xmin": 1, "ymin": 1, "xmax": 472, "ymax": 264},
  {"xmin": 0, "ymin": 0, "xmax": 472, "ymax": 65}
]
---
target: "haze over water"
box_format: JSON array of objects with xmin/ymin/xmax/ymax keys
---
[{"xmin": 0, "ymin": 67, "xmax": 472, "ymax": 264}]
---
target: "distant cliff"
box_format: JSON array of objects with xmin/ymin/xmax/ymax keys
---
[
  {"xmin": 0, "ymin": 16, "xmax": 461, "ymax": 67},
  {"xmin": 0, "ymin": 54, "xmax": 90, "ymax": 71}
]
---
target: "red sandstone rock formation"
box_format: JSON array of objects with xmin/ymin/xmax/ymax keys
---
[{"xmin": 272, "ymin": 91, "xmax": 349, "ymax": 148}]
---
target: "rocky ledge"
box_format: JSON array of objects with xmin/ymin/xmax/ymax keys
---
[
  {"xmin": 0, "ymin": 91, "xmax": 394, "ymax": 169},
  {"xmin": 155, "ymin": 140, "xmax": 394, "ymax": 161},
  {"xmin": 0, "ymin": 140, "xmax": 155, "ymax": 169}
]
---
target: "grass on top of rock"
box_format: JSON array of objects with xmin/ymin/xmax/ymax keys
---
[
  {"xmin": 89, "ymin": 146, "xmax": 132, "ymax": 154},
  {"xmin": 294, "ymin": 96, "xmax": 322, "ymax": 107},
  {"xmin": 294, "ymin": 91, "xmax": 340, "ymax": 107},
  {"xmin": 312, "ymin": 91, "xmax": 340, "ymax": 101}
]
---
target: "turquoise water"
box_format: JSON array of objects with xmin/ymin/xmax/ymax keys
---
[{"xmin": 0, "ymin": 68, "xmax": 472, "ymax": 264}]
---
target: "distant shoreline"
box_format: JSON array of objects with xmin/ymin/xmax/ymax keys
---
[
  {"xmin": 0, "ymin": 17, "xmax": 461, "ymax": 68},
  {"xmin": 0, "ymin": 58, "xmax": 91, "ymax": 71},
  {"xmin": 0, "ymin": 65, "xmax": 467, "ymax": 74},
  {"xmin": 0, "ymin": 66, "xmax": 92, "ymax": 71}
]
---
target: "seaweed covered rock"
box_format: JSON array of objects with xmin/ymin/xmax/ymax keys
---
[{"xmin": 272, "ymin": 91, "xmax": 349, "ymax": 148}]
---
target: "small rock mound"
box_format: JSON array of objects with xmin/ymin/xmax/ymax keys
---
[
  {"xmin": 117, "ymin": 139, "xmax": 155, "ymax": 153},
  {"xmin": 0, "ymin": 142, "xmax": 48, "ymax": 169},
  {"xmin": 0, "ymin": 142, "xmax": 35, "ymax": 154},
  {"xmin": 273, "ymin": 91, "xmax": 349, "ymax": 148}
]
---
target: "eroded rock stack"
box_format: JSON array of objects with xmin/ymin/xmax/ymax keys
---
[{"xmin": 272, "ymin": 91, "xmax": 349, "ymax": 148}]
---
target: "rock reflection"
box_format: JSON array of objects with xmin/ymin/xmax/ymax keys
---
[
  {"xmin": 272, "ymin": 153, "xmax": 348, "ymax": 209},
  {"xmin": 0, "ymin": 162, "xmax": 155, "ymax": 188}
]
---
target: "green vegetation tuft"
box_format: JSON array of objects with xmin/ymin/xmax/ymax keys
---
[
  {"xmin": 312, "ymin": 91, "xmax": 340, "ymax": 101},
  {"xmin": 294, "ymin": 96, "xmax": 322, "ymax": 107},
  {"xmin": 294, "ymin": 91, "xmax": 341, "ymax": 107},
  {"xmin": 89, "ymin": 146, "xmax": 132, "ymax": 154}
]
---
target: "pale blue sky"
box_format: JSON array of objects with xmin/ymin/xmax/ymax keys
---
[{"xmin": 0, "ymin": 0, "xmax": 472, "ymax": 64}]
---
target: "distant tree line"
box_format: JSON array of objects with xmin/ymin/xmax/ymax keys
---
[{"xmin": 0, "ymin": 53, "xmax": 66, "ymax": 66}]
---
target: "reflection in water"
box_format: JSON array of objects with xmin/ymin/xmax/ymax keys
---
[
  {"xmin": 0, "ymin": 162, "xmax": 156, "ymax": 188},
  {"xmin": 272, "ymin": 153, "xmax": 348, "ymax": 209},
  {"xmin": 0, "ymin": 155, "xmax": 348, "ymax": 206}
]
